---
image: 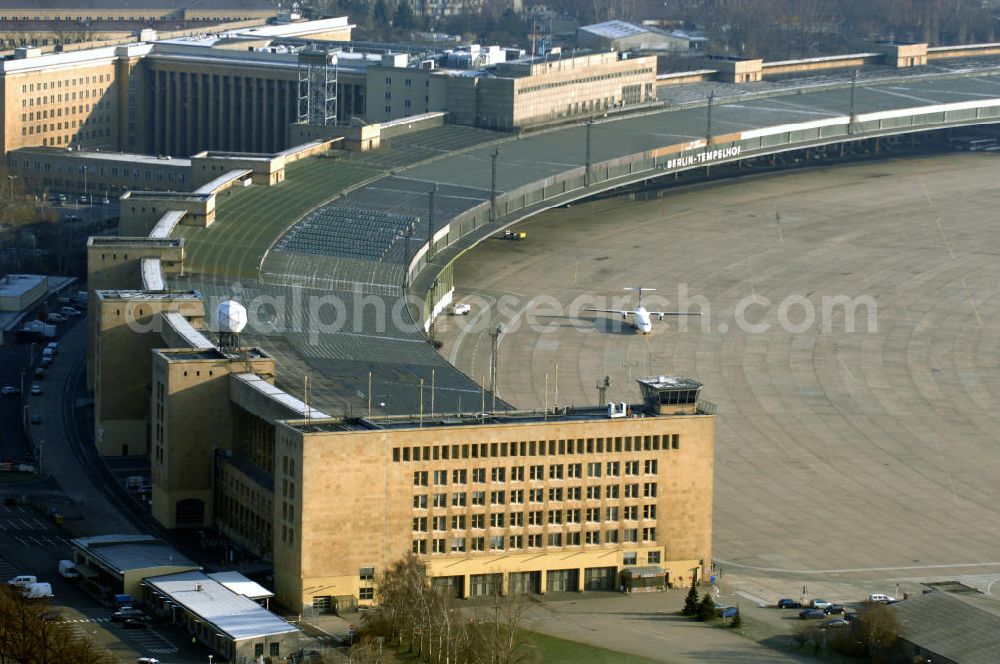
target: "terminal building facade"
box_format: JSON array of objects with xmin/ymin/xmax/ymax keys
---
[
  {"xmin": 274, "ymin": 384, "xmax": 714, "ymax": 611},
  {"xmin": 1, "ymin": 16, "xmax": 659, "ymax": 167}
]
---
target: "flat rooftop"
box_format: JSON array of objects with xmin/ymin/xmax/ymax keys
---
[
  {"xmin": 122, "ymin": 191, "xmax": 211, "ymax": 202},
  {"xmin": 12, "ymin": 147, "xmax": 191, "ymax": 167},
  {"xmin": 206, "ymin": 571, "xmax": 274, "ymax": 600},
  {"xmin": 71, "ymin": 534, "xmax": 198, "ymax": 574},
  {"xmin": 95, "ymin": 289, "xmax": 202, "ymax": 301},
  {"xmin": 144, "ymin": 571, "xmax": 297, "ymax": 641},
  {"xmin": 155, "ymin": 346, "xmax": 270, "ymax": 362},
  {"xmin": 288, "ymin": 402, "xmax": 708, "ymax": 434},
  {"xmin": 0, "ymin": 274, "xmax": 46, "ymax": 298},
  {"xmin": 0, "ymin": 0, "xmax": 276, "ymax": 9},
  {"xmin": 580, "ymin": 20, "xmax": 654, "ymax": 40},
  {"xmin": 637, "ymin": 376, "xmax": 702, "ymax": 391},
  {"xmin": 88, "ymin": 236, "xmax": 182, "ymax": 247}
]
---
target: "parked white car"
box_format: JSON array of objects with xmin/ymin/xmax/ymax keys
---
[
  {"xmin": 7, "ymin": 575, "xmax": 37, "ymax": 588},
  {"xmin": 868, "ymin": 593, "xmax": 895, "ymax": 604},
  {"xmin": 449, "ymin": 303, "xmax": 471, "ymax": 315}
]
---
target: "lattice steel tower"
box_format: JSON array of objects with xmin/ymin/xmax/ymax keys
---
[{"xmin": 297, "ymin": 48, "xmax": 338, "ymax": 126}]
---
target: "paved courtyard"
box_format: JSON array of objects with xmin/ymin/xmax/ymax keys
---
[{"xmin": 436, "ymin": 153, "xmax": 1000, "ymax": 600}]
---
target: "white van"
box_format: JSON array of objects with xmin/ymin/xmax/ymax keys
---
[
  {"xmin": 23, "ymin": 582, "xmax": 53, "ymax": 599},
  {"xmin": 7, "ymin": 575, "xmax": 37, "ymax": 588},
  {"xmin": 868, "ymin": 593, "xmax": 895, "ymax": 604},
  {"xmin": 58, "ymin": 560, "xmax": 79, "ymax": 579}
]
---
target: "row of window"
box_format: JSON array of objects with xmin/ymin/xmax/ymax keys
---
[
  {"xmin": 396, "ymin": 434, "xmax": 679, "ymax": 464},
  {"xmin": 412, "ymin": 526, "xmax": 657, "ymax": 554},
  {"xmin": 21, "ymin": 114, "xmax": 110, "ymax": 134},
  {"xmin": 35, "ymin": 129, "xmax": 111, "ymax": 146},
  {"xmin": 413, "ymin": 504, "xmax": 657, "ymax": 531},
  {"xmin": 21, "ymin": 102, "xmax": 108, "ymax": 120},
  {"xmin": 518, "ymin": 67, "xmax": 655, "ymax": 95},
  {"xmin": 20, "ymin": 74, "xmax": 110, "ymax": 94},
  {"xmin": 414, "ymin": 459, "xmax": 659, "ymax": 486},
  {"xmin": 413, "ymin": 482, "xmax": 658, "ymax": 508}
]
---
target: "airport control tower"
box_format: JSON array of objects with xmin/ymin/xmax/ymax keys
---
[{"xmin": 637, "ymin": 376, "xmax": 703, "ymax": 415}]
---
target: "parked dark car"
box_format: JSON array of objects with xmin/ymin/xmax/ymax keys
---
[
  {"xmin": 111, "ymin": 608, "xmax": 145, "ymax": 623},
  {"xmin": 121, "ymin": 617, "xmax": 149, "ymax": 629},
  {"xmin": 777, "ymin": 598, "xmax": 802, "ymax": 609},
  {"xmin": 822, "ymin": 618, "xmax": 850, "ymax": 629},
  {"xmin": 823, "ymin": 604, "xmax": 845, "ymax": 615},
  {"xmin": 799, "ymin": 608, "xmax": 826, "ymax": 619}
]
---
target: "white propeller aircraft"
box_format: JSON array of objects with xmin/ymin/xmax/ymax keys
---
[{"xmin": 584, "ymin": 287, "xmax": 701, "ymax": 334}]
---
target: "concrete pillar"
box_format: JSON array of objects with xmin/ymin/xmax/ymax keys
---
[
  {"xmin": 538, "ymin": 569, "xmax": 547, "ymax": 595},
  {"xmin": 270, "ymin": 79, "xmax": 279, "ymax": 152},
  {"xmin": 228, "ymin": 76, "xmax": 237, "ymax": 152},
  {"xmin": 152, "ymin": 69, "xmax": 162, "ymax": 155},
  {"xmin": 115, "ymin": 57, "xmax": 130, "ymax": 152},
  {"xmin": 162, "ymin": 70, "xmax": 172, "ymax": 155},
  {"xmin": 185, "ymin": 71, "xmax": 194, "ymax": 156},
  {"xmin": 194, "ymin": 73, "xmax": 204, "ymax": 154},
  {"xmin": 173, "ymin": 72, "xmax": 183, "ymax": 157},
  {"xmin": 577, "ymin": 568, "xmax": 585, "ymax": 593},
  {"xmin": 240, "ymin": 77, "xmax": 249, "ymax": 152},
  {"xmin": 501, "ymin": 573, "xmax": 509, "ymax": 597},
  {"xmin": 462, "ymin": 574, "xmax": 470, "ymax": 599}
]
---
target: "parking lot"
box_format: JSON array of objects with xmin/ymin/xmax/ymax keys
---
[{"xmin": 0, "ymin": 505, "xmax": 70, "ymax": 547}]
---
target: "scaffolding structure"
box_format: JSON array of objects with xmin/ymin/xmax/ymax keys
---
[{"xmin": 297, "ymin": 48, "xmax": 338, "ymax": 126}]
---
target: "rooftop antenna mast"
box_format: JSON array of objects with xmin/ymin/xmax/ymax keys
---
[
  {"xmin": 597, "ymin": 375, "xmax": 611, "ymax": 404},
  {"xmin": 489, "ymin": 325, "xmax": 501, "ymax": 411},
  {"xmin": 304, "ymin": 374, "xmax": 311, "ymax": 424}
]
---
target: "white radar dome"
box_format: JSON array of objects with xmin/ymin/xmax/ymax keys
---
[{"xmin": 217, "ymin": 300, "xmax": 248, "ymax": 334}]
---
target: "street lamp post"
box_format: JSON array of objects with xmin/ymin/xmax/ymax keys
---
[
  {"xmin": 706, "ymin": 90, "xmax": 716, "ymax": 147},
  {"xmin": 584, "ymin": 117, "xmax": 593, "ymax": 186},
  {"xmin": 7, "ymin": 173, "xmax": 17, "ymax": 199},
  {"xmin": 490, "ymin": 147, "xmax": 501, "ymax": 222},
  {"xmin": 848, "ymin": 70, "xmax": 860, "ymax": 134}
]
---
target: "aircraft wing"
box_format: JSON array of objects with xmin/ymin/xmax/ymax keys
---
[
  {"xmin": 648, "ymin": 311, "xmax": 703, "ymax": 319},
  {"xmin": 584, "ymin": 308, "xmax": 634, "ymax": 317}
]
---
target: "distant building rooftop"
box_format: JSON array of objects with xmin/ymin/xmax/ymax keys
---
[
  {"xmin": 0, "ymin": 274, "xmax": 46, "ymax": 300},
  {"xmin": 95, "ymin": 289, "xmax": 202, "ymax": 302},
  {"xmin": 890, "ymin": 590, "xmax": 1000, "ymax": 663},
  {"xmin": 154, "ymin": 346, "xmax": 271, "ymax": 362},
  {"xmin": 0, "ymin": 0, "xmax": 275, "ymax": 10},
  {"xmin": 12, "ymin": 147, "xmax": 191, "ymax": 167},
  {"xmin": 207, "ymin": 571, "xmax": 274, "ymax": 600},
  {"xmin": 144, "ymin": 571, "xmax": 297, "ymax": 641},
  {"xmin": 71, "ymin": 534, "xmax": 198, "ymax": 574},
  {"xmin": 579, "ymin": 20, "xmax": 652, "ymax": 40},
  {"xmin": 87, "ymin": 236, "xmax": 183, "ymax": 247}
]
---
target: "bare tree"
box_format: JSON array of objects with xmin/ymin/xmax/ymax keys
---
[
  {"xmin": 0, "ymin": 586, "xmax": 117, "ymax": 664},
  {"xmin": 857, "ymin": 602, "xmax": 902, "ymax": 659},
  {"xmin": 363, "ymin": 555, "xmax": 535, "ymax": 664}
]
